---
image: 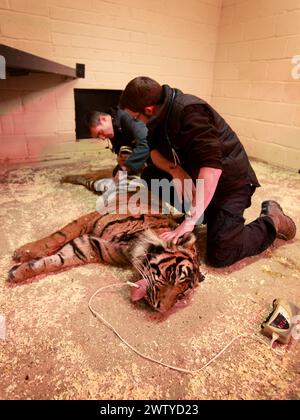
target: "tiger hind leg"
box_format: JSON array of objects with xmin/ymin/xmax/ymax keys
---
[
  {"xmin": 60, "ymin": 175, "xmax": 97, "ymax": 192},
  {"xmin": 60, "ymin": 169, "xmax": 113, "ymax": 192},
  {"xmin": 9, "ymin": 235, "xmax": 100, "ymax": 283}
]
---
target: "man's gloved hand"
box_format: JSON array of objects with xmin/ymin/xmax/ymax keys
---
[{"xmin": 117, "ymin": 146, "xmax": 133, "ymax": 171}]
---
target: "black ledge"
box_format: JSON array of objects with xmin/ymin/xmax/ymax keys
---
[{"xmin": 0, "ymin": 44, "xmax": 85, "ymax": 78}]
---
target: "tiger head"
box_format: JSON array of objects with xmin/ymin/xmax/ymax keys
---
[{"xmin": 130, "ymin": 230, "xmax": 204, "ymax": 313}]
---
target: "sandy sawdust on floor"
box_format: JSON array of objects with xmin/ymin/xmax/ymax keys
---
[{"xmin": 0, "ymin": 148, "xmax": 299, "ymax": 400}]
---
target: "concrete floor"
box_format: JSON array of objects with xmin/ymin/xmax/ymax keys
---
[{"xmin": 0, "ymin": 142, "xmax": 299, "ymax": 400}]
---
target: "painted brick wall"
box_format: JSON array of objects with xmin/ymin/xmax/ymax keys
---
[
  {"xmin": 211, "ymin": 0, "xmax": 300, "ymax": 170},
  {"xmin": 0, "ymin": 0, "xmax": 221, "ymax": 162},
  {"xmin": 1, "ymin": 0, "xmax": 300, "ymax": 170}
]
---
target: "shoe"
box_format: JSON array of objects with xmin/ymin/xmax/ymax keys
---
[{"xmin": 260, "ymin": 201, "xmax": 297, "ymax": 240}]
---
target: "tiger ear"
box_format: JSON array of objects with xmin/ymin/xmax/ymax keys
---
[{"xmin": 177, "ymin": 233, "xmax": 196, "ymax": 249}]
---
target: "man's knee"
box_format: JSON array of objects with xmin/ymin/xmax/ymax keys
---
[
  {"xmin": 206, "ymin": 244, "xmax": 239, "ymax": 268},
  {"xmin": 206, "ymin": 253, "xmax": 230, "ymax": 268}
]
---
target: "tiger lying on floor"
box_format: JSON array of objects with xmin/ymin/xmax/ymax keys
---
[{"xmin": 9, "ymin": 198, "xmax": 204, "ymax": 312}]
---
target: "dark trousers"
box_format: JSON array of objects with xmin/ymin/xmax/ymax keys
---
[{"xmin": 141, "ymin": 166, "xmax": 277, "ymax": 268}]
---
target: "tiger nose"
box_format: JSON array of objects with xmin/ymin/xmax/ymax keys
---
[{"xmin": 157, "ymin": 299, "xmax": 175, "ymax": 313}]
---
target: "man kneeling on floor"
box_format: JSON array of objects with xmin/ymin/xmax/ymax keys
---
[{"xmin": 120, "ymin": 76, "xmax": 297, "ymax": 268}]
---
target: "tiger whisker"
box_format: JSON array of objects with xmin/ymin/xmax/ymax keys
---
[
  {"xmin": 131, "ymin": 258, "xmax": 151, "ymax": 287},
  {"xmin": 132, "ymin": 257, "xmax": 145, "ymax": 274}
]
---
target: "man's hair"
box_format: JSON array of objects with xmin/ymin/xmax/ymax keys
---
[
  {"xmin": 119, "ymin": 76, "xmax": 162, "ymax": 112},
  {"xmin": 83, "ymin": 110, "xmax": 108, "ymax": 129}
]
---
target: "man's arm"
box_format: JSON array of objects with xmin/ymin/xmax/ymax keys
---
[
  {"xmin": 124, "ymin": 118, "xmax": 149, "ymax": 173},
  {"xmin": 151, "ymin": 149, "xmax": 193, "ymax": 185},
  {"xmin": 150, "ymin": 149, "xmax": 175, "ymax": 173},
  {"xmin": 160, "ymin": 166, "xmax": 222, "ymax": 243},
  {"xmin": 151, "ymin": 149, "xmax": 196, "ymax": 204},
  {"xmin": 151, "ymin": 149, "xmax": 223, "ymax": 240},
  {"xmin": 188, "ymin": 166, "xmax": 222, "ymax": 222}
]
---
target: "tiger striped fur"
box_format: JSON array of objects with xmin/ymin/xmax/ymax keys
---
[
  {"xmin": 60, "ymin": 168, "xmax": 115, "ymax": 193},
  {"xmin": 9, "ymin": 210, "xmax": 203, "ymax": 312}
]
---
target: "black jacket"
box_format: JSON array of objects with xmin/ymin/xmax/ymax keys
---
[
  {"xmin": 147, "ymin": 85, "xmax": 260, "ymax": 194},
  {"xmin": 110, "ymin": 107, "xmax": 149, "ymax": 173}
]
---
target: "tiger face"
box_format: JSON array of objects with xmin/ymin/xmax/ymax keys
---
[{"xmin": 130, "ymin": 230, "xmax": 204, "ymax": 312}]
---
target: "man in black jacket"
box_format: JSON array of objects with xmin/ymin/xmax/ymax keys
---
[{"xmin": 120, "ymin": 76, "xmax": 296, "ymax": 267}]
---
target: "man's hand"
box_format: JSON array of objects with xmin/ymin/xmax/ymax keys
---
[{"xmin": 160, "ymin": 219, "xmax": 196, "ymax": 244}]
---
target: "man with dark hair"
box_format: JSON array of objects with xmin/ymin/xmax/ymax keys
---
[
  {"xmin": 61, "ymin": 107, "xmax": 149, "ymax": 193},
  {"xmin": 84, "ymin": 107, "xmax": 149, "ymax": 176},
  {"xmin": 119, "ymin": 76, "xmax": 296, "ymax": 268}
]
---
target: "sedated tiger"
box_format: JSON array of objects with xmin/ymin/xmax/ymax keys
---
[{"xmin": 9, "ymin": 173, "xmax": 204, "ymax": 312}]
